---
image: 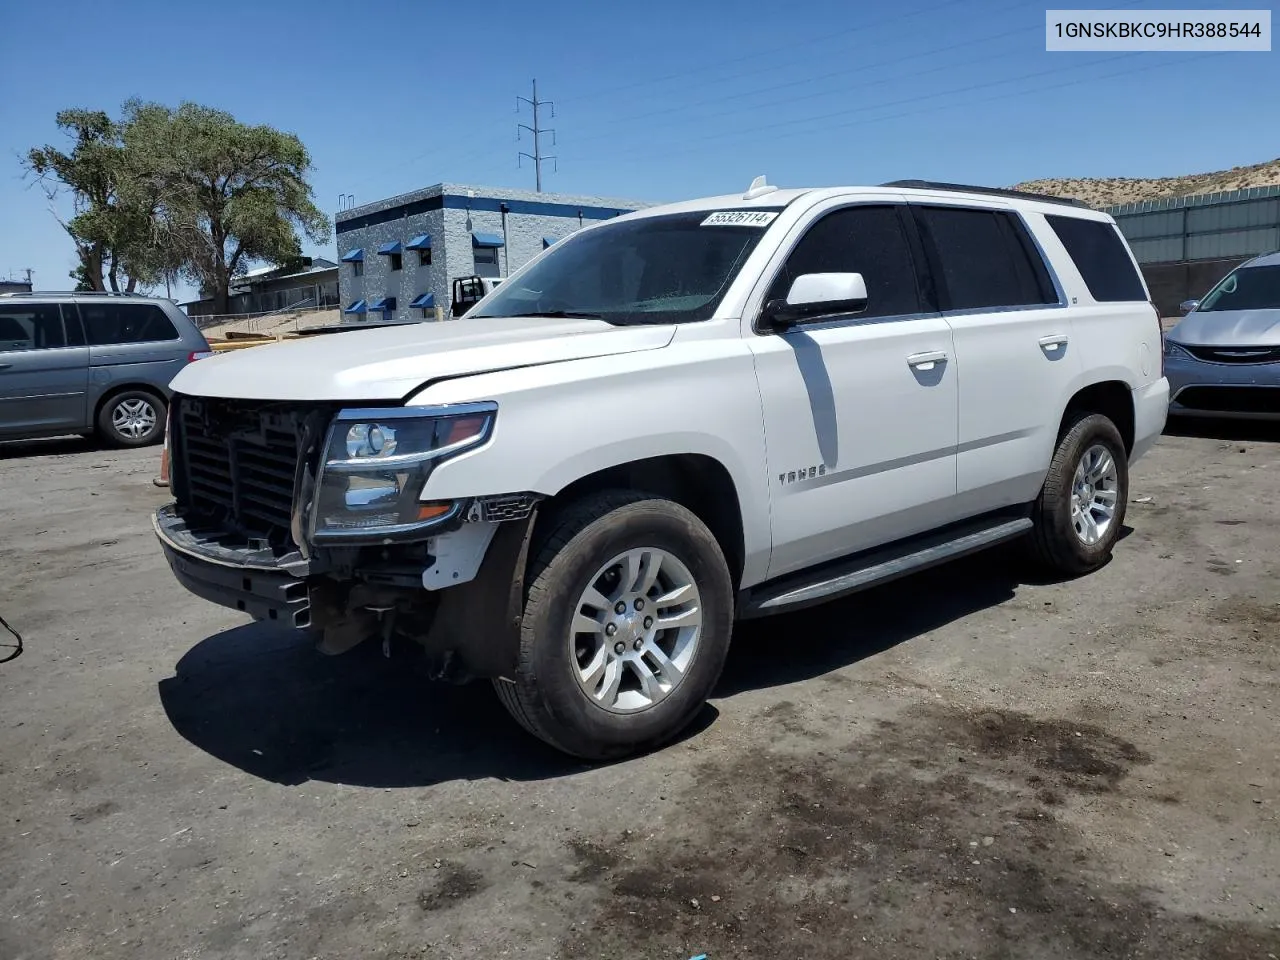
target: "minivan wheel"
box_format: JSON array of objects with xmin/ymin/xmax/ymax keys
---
[
  {"xmin": 493, "ymin": 490, "xmax": 734, "ymax": 761},
  {"xmin": 1028, "ymin": 411, "xmax": 1129, "ymax": 575},
  {"xmin": 99, "ymin": 390, "xmax": 166, "ymax": 448}
]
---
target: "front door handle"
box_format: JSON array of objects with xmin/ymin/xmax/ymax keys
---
[
  {"xmin": 907, "ymin": 350, "xmax": 948, "ymax": 371},
  {"xmin": 0, "ymin": 363, "xmax": 11, "ymax": 370},
  {"xmin": 1038, "ymin": 335, "xmax": 1069, "ymax": 353}
]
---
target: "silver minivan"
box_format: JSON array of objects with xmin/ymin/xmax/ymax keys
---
[{"xmin": 0, "ymin": 291, "xmax": 213, "ymax": 447}]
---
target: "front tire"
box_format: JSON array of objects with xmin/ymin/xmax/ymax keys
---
[
  {"xmin": 493, "ymin": 490, "xmax": 734, "ymax": 760},
  {"xmin": 1029, "ymin": 411, "xmax": 1129, "ymax": 575},
  {"xmin": 98, "ymin": 390, "xmax": 166, "ymax": 448}
]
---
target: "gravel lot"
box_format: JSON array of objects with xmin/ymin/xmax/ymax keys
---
[{"xmin": 1, "ymin": 422, "xmax": 1277, "ymax": 960}]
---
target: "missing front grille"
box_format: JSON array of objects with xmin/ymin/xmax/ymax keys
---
[{"xmin": 173, "ymin": 396, "xmax": 322, "ymax": 548}]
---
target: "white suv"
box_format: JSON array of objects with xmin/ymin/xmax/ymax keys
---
[{"xmin": 153, "ymin": 178, "xmax": 1169, "ymax": 759}]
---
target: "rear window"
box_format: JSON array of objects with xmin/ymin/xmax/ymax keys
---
[
  {"xmin": 0, "ymin": 303, "xmax": 67, "ymax": 351},
  {"xmin": 1045, "ymin": 215, "xmax": 1147, "ymax": 302},
  {"xmin": 914, "ymin": 206, "xmax": 1057, "ymax": 311},
  {"xmin": 79, "ymin": 303, "xmax": 180, "ymax": 345}
]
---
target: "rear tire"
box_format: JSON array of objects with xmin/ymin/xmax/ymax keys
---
[
  {"xmin": 493, "ymin": 490, "xmax": 734, "ymax": 761},
  {"xmin": 98, "ymin": 390, "xmax": 166, "ymax": 448},
  {"xmin": 1028, "ymin": 411, "xmax": 1128, "ymax": 575}
]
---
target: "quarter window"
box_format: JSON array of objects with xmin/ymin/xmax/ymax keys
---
[
  {"xmin": 914, "ymin": 206, "xmax": 1057, "ymax": 311},
  {"xmin": 1044, "ymin": 214, "xmax": 1147, "ymax": 302},
  {"xmin": 765, "ymin": 205, "xmax": 923, "ymax": 319},
  {"xmin": 0, "ymin": 303, "xmax": 67, "ymax": 351},
  {"xmin": 79, "ymin": 303, "xmax": 180, "ymax": 345}
]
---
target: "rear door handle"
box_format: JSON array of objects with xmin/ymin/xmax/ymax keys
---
[
  {"xmin": 907, "ymin": 350, "xmax": 948, "ymax": 371},
  {"xmin": 1038, "ymin": 335, "xmax": 1069, "ymax": 353},
  {"xmin": 0, "ymin": 363, "xmax": 11, "ymax": 370}
]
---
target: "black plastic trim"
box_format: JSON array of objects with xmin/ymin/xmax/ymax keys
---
[{"xmin": 882, "ymin": 180, "xmax": 1089, "ymax": 208}]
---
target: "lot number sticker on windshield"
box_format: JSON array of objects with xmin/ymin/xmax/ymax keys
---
[{"xmin": 701, "ymin": 210, "xmax": 778, "ymax": 227}]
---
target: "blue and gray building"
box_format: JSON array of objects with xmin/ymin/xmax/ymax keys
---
[
  {"xmin": 334, "ymin": 183, "xmax": 654, "ymax": 323},
  {"xmin": 1107, "ymin": 185, "xmax": 1280, "ymax": 315}
]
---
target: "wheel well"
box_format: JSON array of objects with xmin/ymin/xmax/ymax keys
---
[
  {"xmin": 94, "ymin": 384, "xmax": 166, "ymax": 423},
  {"xmin": 539, "ymin": 454, "xmax": 746, "ymax": 587},
  {"xmin": 1061, "ymin": 381, "xmax": 1134, "ymax": 453}
]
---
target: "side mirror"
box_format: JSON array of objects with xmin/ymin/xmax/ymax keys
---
[
  {"xmin": 1179, "ymin": 299, "xmax": 1199, "ymax": 315},
  {"xmin": 765, "ymin": 273, "xmax": 868, "ymax": 329}
]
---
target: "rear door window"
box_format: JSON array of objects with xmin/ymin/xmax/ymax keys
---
[
  {"xmin": 80, "ymin": 302, "xmax": 180, "ymax": 345},
  {"xmin": 0, "ymin": 303, "xmax": 68, "ymax": 351},
  {"xmin": 765, "ymin": 204, "xmax": 923, "ymax": 319},
  {"xmin": 913, "ymin": 206, "xmax": 1058, "ymax": 311},
  {"xmin": 1044, "ymin": 215, "xmax": 1147, "ymax": 302}
]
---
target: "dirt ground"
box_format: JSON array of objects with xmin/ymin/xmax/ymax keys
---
[{"xmin": 1, "ymin": 420, "xmax": 1278, "ymax": 960}]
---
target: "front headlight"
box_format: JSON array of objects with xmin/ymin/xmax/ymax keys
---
[
  {"xmin": 1163, "ymin": 338, "xmax": 1193, "ymax": 360},
  {"xmin": 309, "ymin": 403, "xmax": 496, "ymax": 543}
]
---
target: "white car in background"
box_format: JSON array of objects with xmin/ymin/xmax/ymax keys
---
[{"xmin": 152, "ymin": 177, "xmax": 1169, "ymax": 759}]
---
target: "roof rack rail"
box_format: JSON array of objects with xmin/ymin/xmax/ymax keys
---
[
  {"xmin": 881, "ymin": 179, "xmax": 1090, "ymax": 208},
  {"xmin": 0, "ymin": 289, "xmax": 148, "ymax": 297}
]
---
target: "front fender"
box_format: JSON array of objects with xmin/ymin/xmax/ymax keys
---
[{"xmin": 410, "ymin": 340, "xmax": 773, "ymax": 587}]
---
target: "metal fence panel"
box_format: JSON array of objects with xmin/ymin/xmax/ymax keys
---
[
  {"xmin": 1186, "ymin": 197, "xmax": 1280, "ymax": 233},
  {"xmin": 1118, "ymin": 210, "xmax": 1182, "ymax": 240},
  {"xmin": 1129, "ymin": 236, "xmax": 1185, "ymax": 264},
  {"xmin": 1186, "ymin": 226, "xmax": 1280, "ymax": 261}
]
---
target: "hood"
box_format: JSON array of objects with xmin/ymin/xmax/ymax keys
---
[
  {"xmin": 170, "ymin": 317, "xmax": 676, "ymax": 401},
  {"xmin": 1167, "ymin": 308, "xmax": 1280, "ymax": 347}
]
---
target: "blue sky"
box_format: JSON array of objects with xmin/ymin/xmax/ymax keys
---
[{"xmin": 1, "ymin": 0, "xmax": 1275, "ymax": 302}]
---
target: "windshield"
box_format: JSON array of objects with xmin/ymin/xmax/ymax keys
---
[
  {"xmin": 1198, "ymin": 263, "xmax": 1280, "ymax": 312},
  {"xmin": 470, "ymin": 210, "xmax": 780, "ymax": 325}
]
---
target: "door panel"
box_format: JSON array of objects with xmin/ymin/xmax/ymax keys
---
[
  {"xmin": 0, "ymin": 303, "xmax": 89, "ymax": 438},
  {"xmin": 751, "ymin": 316, "xmax": 959, "ymax": 578},
  {"xmin": 948, "ymin": 307, "xmax": 1082, "ymax": 511},
  {"xmin": 746, "ymin": 201, "xmax": 959, "ymax": 581},
  {"xmin": 907, "ymin": 202, "xmax": 1082, "ymax": 514}
]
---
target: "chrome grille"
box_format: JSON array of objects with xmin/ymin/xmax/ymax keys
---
[
  {"xmin": 1184, "ymin": 344, "xmax": 1280, "ymax": 365},
  {"xmin": 174, "ymin": 396, "xmax": 312, "ymax": 546}
]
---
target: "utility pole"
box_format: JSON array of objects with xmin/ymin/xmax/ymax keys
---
[{"xmin": 517, "ymin": 80, "xmax": 556, "ymax": 192}]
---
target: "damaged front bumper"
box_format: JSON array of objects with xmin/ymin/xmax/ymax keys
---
[
  {"xmin": 153, "ymin": 500, "xmax": 540, "ymax": 680},
  {"xmin": 154, "ymin": 505, "xmax": 313, "ymax": 627}
]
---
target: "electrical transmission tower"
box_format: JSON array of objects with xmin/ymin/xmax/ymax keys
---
[{"xmin": 517, "ymin": 80, "xmax": 556, "ymax": 192}]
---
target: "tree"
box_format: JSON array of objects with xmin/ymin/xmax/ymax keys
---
[
  {"xmin": 23, "ymin": 100, "xmax": 329, "ymax": 309},
  {"xmin": 68, "ymin": 264, "xmax": 96, "ymax": 291},
  {"xmin": 23, "ymin": 109, "xmax": 160, "ymax": 292},
  {"xmin": 130, "ymin": 102, "xmax": 330, "ymax": 314}
]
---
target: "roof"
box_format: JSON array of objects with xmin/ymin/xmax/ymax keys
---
[
  {"xmin": 0, "ymin": 290, "xmax": 175, "ymax": 302},
  {"xmin": 1243, "ymin": 250, "xmax": 1280, "ymax": 268},
  {"xmin": 335, "ymin": 182, "xmax": 655, "ymax": 225},
  {"xmin": 614, "ymin": 181, "xmax": 1113, "ymax": 224}
]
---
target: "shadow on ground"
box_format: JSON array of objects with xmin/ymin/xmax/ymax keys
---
[
  {"xmin": 159, "ymin": 537, "xmax": 1099, "ymax": 788},
  {"xmin": 0, "ymin": 435, "xmax": 100, "ymax": 460},
  {"xmin": 1164, "ymin": 415, "xmax": 1280, "ymax": 443}
]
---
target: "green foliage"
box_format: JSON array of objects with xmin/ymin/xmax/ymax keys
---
[
  {"xmin": 68, "ymin": 264, "xmax": 96, "ymax": 291},
  {"xmin": 23, "ymin": 100, "xmax": 331, "ymax": 309}
]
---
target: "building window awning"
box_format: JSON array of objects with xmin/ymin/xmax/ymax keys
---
[
  {"xmin": 405, "ymin": 234, "xmax": 432, "ymax": 250},
  {"xmin": 542, "ymin": 236, "xmax": 560, "ymax": 248},
  {"xmin": 377, "ymin": 241, "xmax": 403, "ymax": 256},
  {"xmin": 343, "ymin": 299, "xmax": 367, "ymax": 314},
  {"xmin": 409, "ymin": 292, "xmax": 435, "ymax": 309},
  {"xmin": 340, "ymin": 248, "xmax": 364, "ymax": 263},
  {"xmin": 368, "ymin": 297, "xmax": 396, "ymax": 311},
  {"xmin": 471, "ymin": 232, "xmax": 505, "ymax": 248}
]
